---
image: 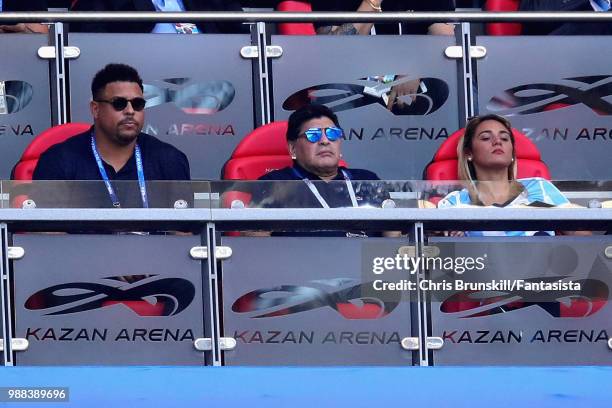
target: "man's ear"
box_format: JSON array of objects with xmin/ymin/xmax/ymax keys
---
[
  {"xmin": 90, "ymin": 100, "xmax": 99, "ymax": 120},
  {"xmin": 288, "ymin": 141, "xmax": 296, "ymax": 159}
]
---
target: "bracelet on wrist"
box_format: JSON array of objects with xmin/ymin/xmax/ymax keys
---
[{"xmin": 366, "ymin": 0, "xmax": 382, "ymax": 11}]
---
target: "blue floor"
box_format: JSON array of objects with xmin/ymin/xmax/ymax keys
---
[{"xmin": 0, "ymin": 366, "xmax": 611, "ymax": 407}]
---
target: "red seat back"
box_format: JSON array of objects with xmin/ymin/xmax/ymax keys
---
[
  {"xmin": 277, "ymin": 1, "xmax": 316, "ymax": 35},
  {"xmin": 485, "ymin": 0, "xmax": 522, "ymax": 35},
  {"xmin": 11, "ymin": 123, "xmax": 90, "ymax": 208},
  {"xmin": 222, "ymin": 121, "xmax": 292, "ymax": 215},
  {"xmin": 223, "ymin": 121, "xmax": 348, "ymax": 211},
  {"xmin": 13, "ymin": 122, "xmax": 91, "ymax": 180},
  {"xmin": 425, "ymin": 127, "xmax": 551, "ymax": 181},
  {"xmin": 224, "ymin": 121, "xmax": 292, "ymax": 181},
  {"xmin": 224, "ymin": 121, "xmax": 348, "ymax": 181}
]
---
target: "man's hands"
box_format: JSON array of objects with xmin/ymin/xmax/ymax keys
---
[
  {"xmin": 0, "ymin": 23, "xmax": 49, "ymax": 34},
  {"xmin": 387, "ymin": 77, "xmax": 421, "ymax": 111}
]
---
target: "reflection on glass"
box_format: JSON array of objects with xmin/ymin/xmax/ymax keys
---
[
  {"xmin": 144, "ymin": 79, "xmax": 235, "ymax": 115},
  {"xmin": 282, "ymin": 75, "xmax": 449, "ymax": 116},
  {"xmin": 0, "ymin": 80, "xmax": 33, "ymax": 115},
  {"xmin": 5, "ymin": 180, "xmax": 210, "ymax": 209}
]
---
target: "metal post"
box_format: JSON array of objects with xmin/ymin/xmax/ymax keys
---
[
  {"xmin": 50, "ymin": 22, "xmax": 69, "ymax": 125},
  {"xmin": 255, "ymin": 22, "xmax": 272, "ymax": 125},
  {"xmin": 204, "ymin": 222, "xmax": 222, "ymax": 366},
  {"xmin": 413, "ymin": 222, "xmax": 430, "ymax": 366},
  {"xmin": 460, "ymin": 22, "xmax": 475, "ymax": 125},
  {"xmin": 0, "ymin": 223, "xmax": 14, "ymax": 366}
]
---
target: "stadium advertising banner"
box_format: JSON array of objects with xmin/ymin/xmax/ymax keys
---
[
  {"xmin": 68, "ymin": 34, "xmax": 255, "ymax": 180},
  {"xmin": 477, "ymin": 36, "xmax": 612, "ymax": 181},
  {"xmin": 427, "ymin": 237, "xmax": 612, "ymax": 365},
  {"xmin": 12, "ymin": 234, "xmax": 206, "ymax": 365},
  {"xmin": 0, "ymin": 35, "xmax": 52, "ymax": 178},
  {"xmin": 272, "ymin": 35, "xmax": 460, "ymax": 181},
  {"xmin": 221, "ymin": 237, "xmax": 416, "ymax": 365}
]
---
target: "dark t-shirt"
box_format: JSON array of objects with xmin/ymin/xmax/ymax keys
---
[
  {"xmin": 31, "ymin": 130, "xmax": 191, "ymax": 208},
  {"xmin": 1, "ymin": 0, "xmax": 48, "ymax": 25},
  {"xmin": 519, "ymin": 0, "xmax": 612, "ymax": 35},
  {"xmin": 252, "ymin": 162, "xmax": 387, "ymax": 208},
  {"xmin": 1, "ymin": 0, "xmax": 47, "ymax": 11},
  {"xmin": 310, "ymin": 0, "xmax": 454, "ymax": 35},
  {"xmin": 249, "ymin": 162, "xmax": 390, "ymax": 236}
]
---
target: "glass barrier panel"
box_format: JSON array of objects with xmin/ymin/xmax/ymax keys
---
[
  {"xmin": 425, "ymin": 236, "xmax": 612, "ymax": 365},
  {"xmin": 68, "ymin": 34, "xmax": 255, "ymax": 181},
  {"xmin": 271, "ymin": 35, "xmax": 460, "ymax": 181},
  {"xmin": 1, "ymin": 180, "xmax": 211, "ymax": 209},
  {"xmin": 213, "ymin": 179, "xmax": 612, "ymax": 210},
  {"xmin": 0, "ymin": 34, "xmax": 52, "ymax": 179},
  {"xmin": 220, "ymin": 236, "xmax": 416, "ymax": 365},
  {"xmin": 475, "ymin": 35, "xmax": 612, "ymax": 181},
  {"xmin": 12, "ymin": 233, "xmax": 206, "ymax": 365}
]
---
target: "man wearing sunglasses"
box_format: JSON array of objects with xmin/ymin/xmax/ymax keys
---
[
  {"xmin": 249, "ymin": 104, "xmax": 398, "ymax": 237},
  {"xmin": 33, "ymin": 63, "xmax": 190, "ymax": 208}
]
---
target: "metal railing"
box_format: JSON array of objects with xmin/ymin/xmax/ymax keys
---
[
  {"xmin": 0, "ymin": 207, "xmax": 610, "ymax": 233},
  {"xmin": 1, "ymin": 11, "xmax": 612, "ymax": 24}
]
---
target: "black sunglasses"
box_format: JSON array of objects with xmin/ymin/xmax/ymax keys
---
[{"xmin": 95, "ymin": 97, "xmax": 146, "ymax": 112}]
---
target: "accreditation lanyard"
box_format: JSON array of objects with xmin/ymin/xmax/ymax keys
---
[
  {"xmin": 291, "ymin": 167, "xmax": 358, "ymax": 208},
  {"xmin": 90, "ymin": 135, "xmax": 149, "ymax": 208}
]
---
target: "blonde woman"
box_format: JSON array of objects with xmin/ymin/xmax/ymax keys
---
[{"xmin": 438, "ymin": 114, "xmax": 578, "ymax": 237}]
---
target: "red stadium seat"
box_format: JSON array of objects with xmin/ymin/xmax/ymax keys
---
[
  {"xmin": 277, "ymin": 1, "xmax": 316, "ymax": 35},
  {"xmin": 224, "ymin": 121, "xmax": 348, "ymax": 181},
  {"xmin": 223, "ymin": 121, "xmax": 292, "ymax": 182},
  {"xmin": 222, "ymin": 121, "xmax": 292, "ymax": 212},
  {"xmin": 425, "ymin": 127, "xmax": 551, "ymax": 181},
  {"xmin": 485, "ymin": 0, "xmax": 522, "ymax": 35},
  {"xmin": 10, "ymin": 122, "xmax": 91, "ymax": 208},
  {"xmin": 12, "ymin": 122, "xmax": 91, "ymax": 181},
  {"xmin": 222, "ymin": 121, "xmax": 347, "ymax": 209}
]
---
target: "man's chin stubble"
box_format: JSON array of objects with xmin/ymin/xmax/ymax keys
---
[{"xmin": 114, "ymin": 132, "xmax": 139, "ymax": 146}]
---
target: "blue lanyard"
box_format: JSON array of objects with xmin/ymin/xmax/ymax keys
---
[
  {"xmin": 90, "ymin": 135, "xmax": 149, "ymax": 208},
  {"xmin": 291, "ymin": 167, "xmax": 358, "ymax": 208}
]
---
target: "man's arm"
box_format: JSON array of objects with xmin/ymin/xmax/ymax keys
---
[
  {"xmin": 173, "ymin": 151, "xmax": 191, "ymax": 181},
  {"xmin": 30, "ymin": 149, "xmax": 74, "ymax": 208},
  {"xmin": 0, "ymin": 23, "xmax": 49, "ymax": 33},
  {"xmin": 32, "ymin": 149, "xmax": 69, "ymax": 181},
  {"xmin": 0, "ymin": 0, "xmax": 49, "ymax": 33},
  {"xmin": 428, "ymin": 23, "xmax": 455, "ymax": 36},
  {"xmin": 162, "ymin": 150, "xmax": 192, "ymax": 208},
  {"xmin": 426, "ymin": 0, "xmax": 455, "ymax": 36}
]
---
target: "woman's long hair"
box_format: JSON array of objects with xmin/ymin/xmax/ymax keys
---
[{"xmin": 457, "ymin": 114, "xmax": 518, "ymax": 204}]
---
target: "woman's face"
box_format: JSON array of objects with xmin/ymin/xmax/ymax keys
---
[
  {"xmin": 289, "ymin": 116, "xmax": 342, "ymax": 177},
  {"xmin": 466, "ymin": 119, "xmax": 514, "ymax": 176}
]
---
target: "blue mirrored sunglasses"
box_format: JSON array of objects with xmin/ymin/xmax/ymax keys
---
[{"xmin": 301, "ymin": 127, "xmax": 344, "ymax": 143}]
